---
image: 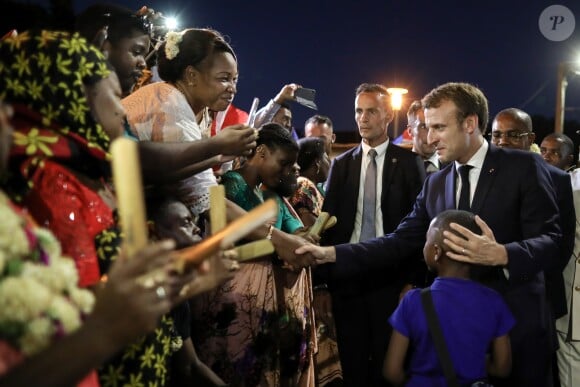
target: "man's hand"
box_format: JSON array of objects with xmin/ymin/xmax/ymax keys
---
[
  {"xmin": 271, "ymin": 230, "xmax": 315, "ymax": 269},
  {"xmin": 295, "ymin": 244, "xmax": 336, "ymax": 266},
  {"xmin": 274, "ymin": 83, "xmax": 301, "ymax": 104},
  {"xmin": 215, "ymin": 124, "xmax": 257, "ymax": 156},
  {"xmin": 443, "ymin": 215, "xmax": 508, "ymax": 266}
]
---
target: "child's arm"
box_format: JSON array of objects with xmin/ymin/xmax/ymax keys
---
[
  {"xmin": 383, "ymin": 329, "xmax": 409, "ymax": 386},
  {"xmin": 487, "ymin": 334, "xmax": 512, "ymax": 378}
]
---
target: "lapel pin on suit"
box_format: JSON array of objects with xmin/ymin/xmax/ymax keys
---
[
  {"xmin": 392, "ymin": 158, "xmax": 397, "ymax": 163},
  {"xmin": 489, "ymin": 168, "xmax": 495, "ymax": 173}
]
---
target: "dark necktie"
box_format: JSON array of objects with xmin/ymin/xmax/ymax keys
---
[
  {"xmin": 360, "ymin": 149, "xmax": 377, "ymax": 241},
  {"xmin": 457, "ymin": 165, "xmax": 473, "ymax": 210}
]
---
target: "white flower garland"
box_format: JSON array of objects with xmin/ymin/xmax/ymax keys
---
[
  {"xmin": 530, "ymin": 143, "xmax": 541, "ymax": 154},
  {"xmin": 165, "ymin": 30, "xmax": 185, "ymax": 60},
  {"xmin": 0, "ymin": 192, "xmax": 95, "ymax": 356}
]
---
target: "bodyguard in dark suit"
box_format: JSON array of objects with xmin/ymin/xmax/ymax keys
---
[
  {"xmin": 321, "ymin": 83, "xmax": 425, "ymax": 387},
  {"xmin": 491, "ymin": 108, "xmax": 575, "ymax": 320},
  {"xmin": 299, "ymin": 83, "xmax": 563, "ymax": 387}
]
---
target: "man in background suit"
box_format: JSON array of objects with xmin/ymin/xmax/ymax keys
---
[
  {"xmin": 299, "ymin": 82, "xmax": 563, "ymax": 386},
  {"xmin": 492, "ymin": 108, "xmax": 575, "ymax": 387},
  {"xmin": 406, "ymin": 100, "xmax": 440, "ymax": 175},
  {"xmin": 535, "ymin": 132, "xmax": 579, "ymax": 387},
  {"xmin": 321, "ymin": 83, "xmax": 425, "ymax": 387},
  {"xmin": 304, "ymin": 114, "xmax": 336, "ymax": 156},
  {"xmin": 491, "ymin": 108, "xmax": 574, "ymax": 321},
  {"xmin": 541, "ymin": 133, "xmax": 576, "ymax": 172}
]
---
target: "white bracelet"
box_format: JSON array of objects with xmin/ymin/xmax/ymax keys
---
[{"xmin": 266, "ymin": 225, "xmax": 274, "ymax": 240}]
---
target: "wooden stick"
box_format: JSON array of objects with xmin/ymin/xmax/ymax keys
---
[
  {"xmin": 209, "ymin": 185, "xmax": 227, "ymax": 234},
  {"xmin": 308, "ymin": 212, "xmax": 330, "ymax": 237},
  {"xmin": 323, "ymin": 215, "xmax": 337, "ymax": 231},
  {"xmin": 176, "ymin": 199, "xmax": 277, "ymax": 269},
  {"xmin": 227, "ymin": 240, "xmax": 275, "ymax": 262},
  {"xmin": 110, "ymin": 138, "xmax": 147, "ymax": 258}
]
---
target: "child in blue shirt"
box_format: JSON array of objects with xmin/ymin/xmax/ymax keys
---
[{"xmin": 384, "ymin": 210, "xmax": 515, "ymax": 386}]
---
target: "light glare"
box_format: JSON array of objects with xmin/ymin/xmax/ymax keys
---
[
  {"xmin": 386, "ymin": 88, "xmax": 408, "ymax": 111},
  {"xmin": 165, "ymin": 17, "xmax": 178, "ymax": 30}
]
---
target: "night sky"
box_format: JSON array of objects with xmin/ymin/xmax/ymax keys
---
[{"xmin": 14, "ymin": 0, "xmax": 580, "ymax": 138}]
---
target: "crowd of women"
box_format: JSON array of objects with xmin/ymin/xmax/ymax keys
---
[{"xmin": 0, "ymin": 5, "xmax": 342, "ymax": 386}]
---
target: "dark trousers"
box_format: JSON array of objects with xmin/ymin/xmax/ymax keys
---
[{"xmin": 332, "ymin": 285, "xmax": 399, "ymax": 387}]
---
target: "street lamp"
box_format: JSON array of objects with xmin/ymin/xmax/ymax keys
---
[
  {"xmin": 387, "ymin": 87, "xmax": 408, "ymax": 138},
  {"xmin": 555, "ymin": 62, "xmax": 580, "ymax": 133}
]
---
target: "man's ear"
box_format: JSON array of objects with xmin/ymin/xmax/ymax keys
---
[
  {"xmin": 385, "ymin": 107, "xmax": 395, "ymax": 124},
  {"xmin": 463, "ymin": 114, "xmax": 478, "ymax": 134}
]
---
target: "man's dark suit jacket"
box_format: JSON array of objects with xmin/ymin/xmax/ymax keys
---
[
  {"xmin": 327, "ymin": 144, "xmax": 563, "ymax": 385},
  {"xmin": 321, "ymin": 141, "xmax": 425, "ymax": 291},
  {"xmin": 545, "ymin": 163, "xmax": 575, "ymax": 318}
]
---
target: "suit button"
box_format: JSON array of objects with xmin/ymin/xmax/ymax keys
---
[
  {"xmin": 577, "ymin": 258, "xmax": 580, "ymax": 264},
  {"xmin": 576, "ymin": 286, "xmax": 580, "ymax": 291}
]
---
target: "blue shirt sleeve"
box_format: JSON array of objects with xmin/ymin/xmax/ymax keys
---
[{"xmin": 389, "ymin": 288, "xmax": 420, "ymax": 338}]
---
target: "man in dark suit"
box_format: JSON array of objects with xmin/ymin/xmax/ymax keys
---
[
  {"xmin": 320, "ymin": 83, "xmax": 425, "ymax": 387},
  {"xmin": 491, "ymin": 108, "xmax": 575, "ymax": 321},
  {"xmin": 535, "ymin": 132, "xmax": 578, "ymax": 387},
  {"xmin": 406, "ymin": 100, "xmax": 440, "ymax": 175},
  {"xmin": 299, "ymin": 82, "xmax": 563, "ymax": 386}
]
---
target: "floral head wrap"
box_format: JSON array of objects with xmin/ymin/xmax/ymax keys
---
[
  {"xmin": 0, "ymin": 30, "xmax": 113, "ymax": 157},
  {"xmin": 0, "ymin": 31, "xmax": 121, "ymax": 289}
]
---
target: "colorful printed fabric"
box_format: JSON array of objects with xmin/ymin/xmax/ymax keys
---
[
  {"xmin": 0, "ymin": 30, "xmax": 113, "ymax": 156},
  {"xmin": 0, "ymin": 30, "xmax": 183, "ymax": 386},
  {"xmin": 191, "ymin": 170, "xmax": 315, "ymax": 386},
  {"xmin": 289, "ymin": 176, "xmax": 324, "ymax": 218},
  {"xmin": 288, "ymin": 177, "xmax": 343, "ymax": 386},
  {"xmin": 98, "ymin": 315, "xmax": 177, "ymax": 387},
  {"xmin": 0, "ymin": 30, "xmax": 116, "ymax": 287}
]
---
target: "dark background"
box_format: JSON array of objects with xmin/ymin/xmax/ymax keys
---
[{"xmin": 5, "ymin": 0, "xmax": 580, "ymax": 156}]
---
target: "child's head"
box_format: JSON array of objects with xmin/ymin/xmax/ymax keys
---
[
  {"xmin": 424, "ymin": 210, "xmax": 482, "ymax": 273},
  {"xmin": 148, "ymin": 196, "xmax": 201, "ymax": 248}
]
